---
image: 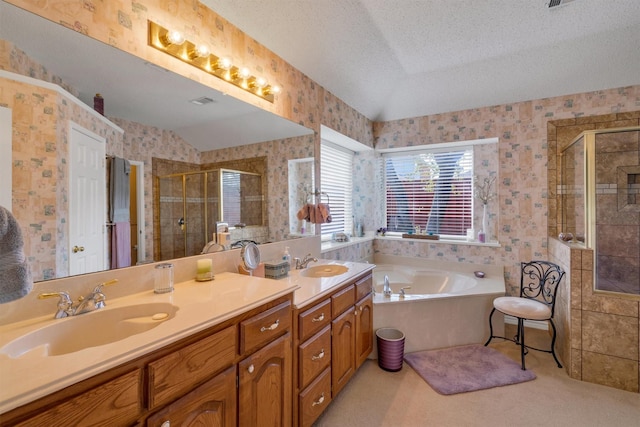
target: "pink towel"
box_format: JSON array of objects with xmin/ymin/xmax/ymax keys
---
[
  {"xmin": 297, "ymin": 204, "xmax": 310, "ymax": 221},
  {"xmin": 307, "ymin": 204, "xmax": 318, "ymax": 224},
  {"xmin": 111, "ymin": 222, "xmax": 131, "ymax": 269},
  {"xmin": 318, "ymin": 203, "xmax": 332, "ymax": 223}
]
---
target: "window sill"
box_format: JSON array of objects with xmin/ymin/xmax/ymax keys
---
[
  {"xmin": 375, "ymin": 235, "xmax": 501, "ymax": 248},
  {"xmin": 320, "ymin": 234, "xmax": 501, "ymax": 252},
  {"xmin": 321, "ymin": 235, "xmax": 375, "ymax": 253}
]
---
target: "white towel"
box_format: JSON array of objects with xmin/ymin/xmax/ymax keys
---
[{"xmin": 0, "ymin": 206, "xmax": 33, "ymax": 303}]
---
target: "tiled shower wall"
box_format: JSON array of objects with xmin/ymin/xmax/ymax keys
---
[
  {"xmin": 548, "ymin": 113, "xmax": 640, "ymax": 393},
  {"xmin": 594, "ymin": 130, "xmax": 640, "ymax": 295}
]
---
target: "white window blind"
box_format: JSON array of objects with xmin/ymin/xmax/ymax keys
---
[
  {"xmin": 321, "ymin": 141, "xmax": 353, "ymax": 236},
  {"xmin": 222, "ymin": 170, "xmax": 240, "ymax": 225},
  {"xmin": 384, "ymin": 147, "xmax": 473, "ymax": 237}
]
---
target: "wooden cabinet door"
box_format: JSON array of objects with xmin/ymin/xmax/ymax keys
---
[
  {"xmin": 147, "ymin": 366, "xmax": 236, "ymax": 427},
  {"xmin": 331, "ymin": 309, "xmax": 355, "ymax": 397},
  {"xmin": 238, "ymin": 333, "xmax": 292, "ymax": 427},
  {"xmin": 355, "ymin": 294, "xmax": 373, "ymax": 368}
]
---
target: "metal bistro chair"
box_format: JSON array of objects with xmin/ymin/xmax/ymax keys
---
[{"xmin": 485, "ymin": 260, "xmax": 565, "ymax": 370}]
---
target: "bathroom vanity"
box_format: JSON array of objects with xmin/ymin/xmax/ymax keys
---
[
  {"xmin": 0, "ymin": 261, "xmax": 375, "ymax": 426},
  {"xmin": 290, "ymin": 262, "xmax": 375, "ymax": 427},
  {"xmin": 0, "ymin": 273, "xmax": 297, "ymax": 426}
]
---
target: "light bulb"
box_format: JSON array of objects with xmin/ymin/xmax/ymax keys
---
[
  {"xmin": 255, "ymin": 77, "xmax": 267, "ymax": 88},
  {"xmin": 218, "ymin": 57, "xmax": 232, "ymax": 70},
  {"xmin": 194, "ymin": 44, "xmax": 209, "ymax": 57},
  {"xmin": 165, "ymin": 30, "xmax": 185, "ymax": 46},
  {"xmin": 239, "ymin": 67, "xmax": 251, "ymax": 79}
]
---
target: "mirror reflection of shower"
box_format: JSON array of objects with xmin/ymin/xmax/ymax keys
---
[
  {"xmin": 561, "ymin": 127, "xmax": 640, "ymax": 296},
  {"xmin": 155, "ymin": 168, "xmax": 264, "ymax": 261}
]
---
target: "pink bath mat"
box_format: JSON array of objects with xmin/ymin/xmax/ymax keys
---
[{"xmin": 404, "ymin": 344, "xmax": 536, "ymax": 395}]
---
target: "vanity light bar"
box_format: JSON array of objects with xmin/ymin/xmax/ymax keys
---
[{"xmin": 148, "ymin": 21, "xmax": 280, "ymax": 103}]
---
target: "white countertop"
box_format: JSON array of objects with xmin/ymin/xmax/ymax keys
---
[
  {"xmin": 290, "ymin": 260, "xmax": 375, "ymax": 309},
  {"xmin": 0, "ymin": 272, "xmax": 297, "ymax": 414},
  {"xmin": 0, "ymin": 261, "xmax": 374, "ymax": 414}
]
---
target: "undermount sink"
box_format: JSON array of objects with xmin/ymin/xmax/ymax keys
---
[
  {"xmin": 301, "ymin": 264, "xmax": 349, "ymax": 278},
  {"xmin": 1, "ymin": 302, "xmax": 178, "ymax": 359}
]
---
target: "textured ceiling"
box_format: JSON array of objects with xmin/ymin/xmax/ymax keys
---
[{"xmin": 202, "ymin": 0, "xmax": 640, "ymax": 121}]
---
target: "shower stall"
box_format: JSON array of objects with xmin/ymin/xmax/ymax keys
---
[
  {"xmin": 155, "ymin": 168, "xmax": 264, "ymax": 261},
  {"xmin": 561, "ymin": 126, "xmax": 640, "ymax": 296}
]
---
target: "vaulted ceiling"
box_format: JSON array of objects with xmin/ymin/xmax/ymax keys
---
[{"xmin": 202, "ymin": 0, "xmax": 640, "ymax": 121}]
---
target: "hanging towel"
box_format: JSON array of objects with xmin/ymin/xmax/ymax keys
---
[
  {"xmin": 296, "ymin": 204, "xmax": 310, "ymax": 221},
  {"xmin": 109, "ymin": 157, "xmax": 131, "ymax": 268},
  {"xmin": 0, "ymin": 206, "xmax": 33, "ymax": 303},
  {"xmin": 111, "ymin": 222, "xmax": 131, "ymax": 269},
  {"xmin": 308, "ymin": 203, "xmax": 317, "ymax": 224},
  {"xmin": 109, "ymin": 157, "xmax": 131, "ymax": 223},
  {"xmin": 318, "ymin": 203, "xmax": 332, "ymax": 223}
]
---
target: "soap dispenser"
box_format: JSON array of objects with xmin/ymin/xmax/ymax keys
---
[{"xmin": 282, "ymin": 246, "xmax": 292, "ymax": 272}]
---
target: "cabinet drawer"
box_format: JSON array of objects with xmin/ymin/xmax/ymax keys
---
[
  {"xmin": 147, "ymin": 366, "xmax": 237, "ymax": 427},
  {"xmin": 148, "ymin": 325, "xmax": 236, "ymax": 409},
  {"xmin": 298, "ymin": 325, "xmax": 331, "ymax": 389},
  {"xmin": 298, "ymin": 298, "xmax": 331, "ymax": 342},
  {"xmin": 15, "ymin": 369, "xmax": 141, "ymax": 427},
  {"xmin": 240, "ymin": 300, "xmax": 291, "ymax": 354},
  {"xmin": 355, "ymin": 274, "xmax": 373, "ymax": 301},
  {"xmin": 298, "ymin": 367, "xmax": 332, "ymax": 427},
  {"xmin": 331, "ymin": 284, "xmax": 355, "ymax": 318}
]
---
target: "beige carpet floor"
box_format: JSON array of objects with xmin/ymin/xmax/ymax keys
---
[{"xmin": 314, "ymin": 327, "xmax": 640, "ymax": 426}]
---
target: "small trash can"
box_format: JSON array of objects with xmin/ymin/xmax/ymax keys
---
[{"xmin": 376, "ymin": 328, "xmax": 405, "ymax": 372}]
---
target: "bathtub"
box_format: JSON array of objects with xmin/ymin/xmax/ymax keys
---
[{"xmin": 371, "ymin": 255, "xmax": 505, "ymax": 356}]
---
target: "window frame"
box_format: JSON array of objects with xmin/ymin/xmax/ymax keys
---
[{"xmin": 376, "ymin": 137, "xmax": 499, "ymax": 242}]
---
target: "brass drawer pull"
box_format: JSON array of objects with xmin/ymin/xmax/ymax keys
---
[
  {"xmin": 311, "ymin": 313, "xmax": 325, "ymax": 322},
  {"xmin": 311, "ymin": 349, "xmax": 325, "ymax": 361},
  {"xmin": 312, "ymin": 392, "xmax": 325, "ymax": 407},
  {"xmin": 260, "ymin": 319, "xmax": 280, "ymax": 332}
]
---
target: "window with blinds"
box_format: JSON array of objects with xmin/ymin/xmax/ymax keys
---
[
  {"xmin": 222, "ymin": 170, "xmax": 241, "ymax": 225},
  {"xmin": 320, "ymin": 141, "xmax": 353, "ymax": 237},
  {"xmin": 384, "ymin": 147, "xmax": 473, "ymax": 237}
]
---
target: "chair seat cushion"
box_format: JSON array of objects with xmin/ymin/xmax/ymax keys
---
[{"xmin": 493, "ymin": 296, "xmax": 551, "ymax": 320}]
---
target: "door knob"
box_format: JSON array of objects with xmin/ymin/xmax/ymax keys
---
[{"xmin": 72, "ymin": 245, "xmax": 85, "ymax": 253}]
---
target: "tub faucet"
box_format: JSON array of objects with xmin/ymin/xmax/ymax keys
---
[
  {"xmin": 383, "ymin": 275, "xmax": 392, "ymax": 297},
  {"xmin": 295, "ymin": 254, "xmax": 318, "ymax": 269}
]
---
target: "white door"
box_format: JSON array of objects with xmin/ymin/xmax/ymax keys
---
[{"xmin": 69, "ymin": 123, "xmax": 106, "ymax": 275}]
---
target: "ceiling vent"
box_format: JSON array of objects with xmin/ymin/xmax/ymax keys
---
[
  {"xmin": 547, "ymin": 0, "xmax": 576, "ymax": 8},
  {"xmin": 189, "ymin": 96, "xmax": 216, "ymax": 106}
]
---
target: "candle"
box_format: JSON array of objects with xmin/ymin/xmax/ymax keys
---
[{"xmin": 197, "ymin": 258, "xmax": 212, "ymax": 274}]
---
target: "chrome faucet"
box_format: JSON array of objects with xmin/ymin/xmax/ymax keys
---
[
  {"xmin": 38, "ymin": 279, "xmax": 118, "ymax": 318},
  {"xmin": 295, "ymin": 253, "xmax": 318, "ymax": 269},
  {"xmin": 38, "ymin": 291, "xmax": 74, "ymax": 319},
  {"xmin": 383, "ymin": 275, "xmax": 392, "ymax": 297}
]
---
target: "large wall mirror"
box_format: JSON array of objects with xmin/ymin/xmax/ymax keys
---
[{"xmin": 0, "ymin": 2, "xmax": 314, "ymax": 282}]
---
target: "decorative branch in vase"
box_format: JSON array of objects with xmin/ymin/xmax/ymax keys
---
[{"xmin": 474, "ymin": 175, "xmax": 496, "ymax": 243}]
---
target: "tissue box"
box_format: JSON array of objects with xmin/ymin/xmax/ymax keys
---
[{"xmin": 264, "ymin": 260, "xmax": 290, "ymax": 279}]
